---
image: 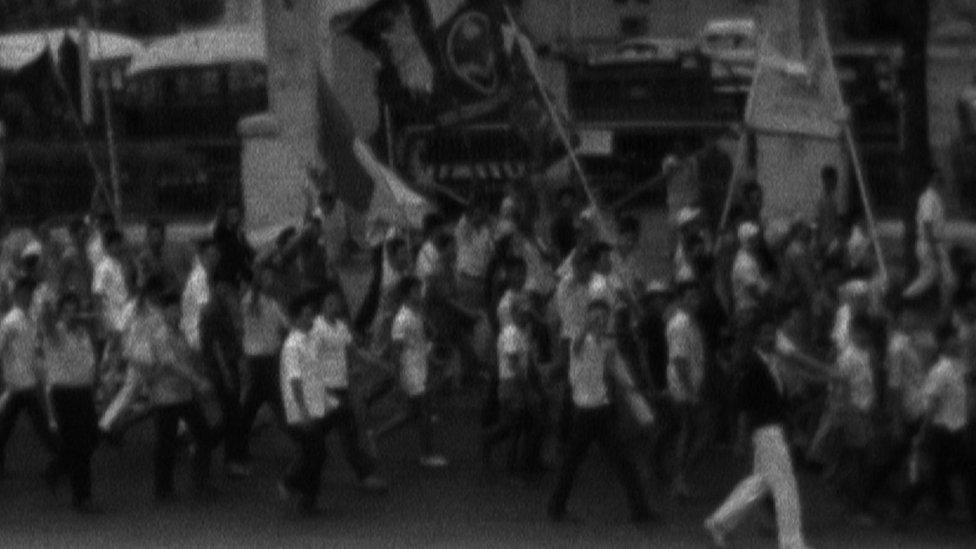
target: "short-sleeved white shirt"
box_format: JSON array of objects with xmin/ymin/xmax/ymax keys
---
[
  {"xmin": 391, "ymin": 306, "xmax": 430, "ymax": 396},
  {"xmin": 0, "ymin": 307, "xmax": 39, "ymax": 390},
  {"xmin": 497, "ymin": 324, "xmax": 530, "ymax": 381},
  {"xmin": 181, "ymin": 260, "xmax": 210, "ymax": 351},
  {"xmin": 44, "ymin": 325, "xmax": 96, "ymax": 387},
  {"xmin": 837, "ymin": 344, "xmax": 875, "ymax": 413},
  {"xmin": 555, "ymin": 274, "xmax": 590, "ymax": 340},
  {"xmin": 666, "ymin": 308, "xmax": 706, "ymax": 403},
  {"xmin": 886, "ymin": 331, "xmax": 927, "ymax": 421},
  {"xmin": 93, "ymin": 256, "xmax": 130, "ymax": 332},
  {"xmin": 280, "ymin": 330, "xmax": 331, "ymax": 425},
  {"xmin": 924, "ymin": 356, "xmax": 968, "ymax": 432},
  {"xmin": 496, "ymin": 289, "xmax": 519, "ymax": 329},
  {"xmin": 242, "ymin": 293, "xmax": 288, "ymax": 357},
  {"xmin": 732, "ymin": 249, "xmax": 764, "ymax": 313},
  {"xmin": 569, "ymin": 335, "xmax": 612, "ymax": 408},
  {"xmin": 916, "ymin": 187, "xmax": 945, "ymax": 248},
  {"xmin": 455, "ymin": 217, "xmax": 494, "ymax": 278},
  {"xmin": 312, "ymin": 317, "xmax": 354, "ymax": 390}
]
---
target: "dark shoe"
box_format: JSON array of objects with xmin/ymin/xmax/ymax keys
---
[
  {"xmin": 298, "ymin": 497, "xmax": 320, "ymax": 516},
  {"xmin": 154, "ymin": 487, "xmax": 176, "ymax": 503},
  {"xmin": 43, "ymin": 461, "xmax": 61, "ymax": 494},
  {"xmin": 73, "ymin": 500, "xmax": 105, "ymax": 515},
  {"xmin": 631, "ymin": 508, "xmax": 660, "ymax": 524}
]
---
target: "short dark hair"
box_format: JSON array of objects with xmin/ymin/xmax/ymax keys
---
[
  {"xmin": 103, "ymin": 229, "xmax": 124, "ymax": 247},
  {"xmin": 587, "ymin": 299, "xmax": 612, "ymax": 313},
  {"xmin": 160, "ymin": 291, "xmax": 181, "ymax": 308},
  {"xmin": 583, "ymin": 242, "xmax": 612, "ymax": 264},
  {"xmin": 821, "ymin": 165, "xmax": 838, "ymax": 184},
  {"xmin": 68, "ymin": 217, "xmax": 86, "ymax": 236},
  {"xmin": 433, "ymin": 232, "xmax": 455, "ymax": 251},
  {"xmin": 385, "ymin": 237, "xmax": 407, "ymax": 256},
  {"xmin": 146, "ymin": 218, "xmax": 166, "ymax": 232},
  {"xmin": 57, "ymin": 292, "xmax": 80, "ymax": 313},
  {"xmin": 13, "ymin": 277, "xmax": 37, "ymax": 296},
  {"xmin": 287, "ymin": 290, "xmax": 318, "ymax": 320},
  {"xmin": 618, "ymin": 216, "xmax": 640, "ymax": 236},
  {"xmin": 196, "ymin": 237, "xmax": 218, "ymax": 253},
  {"xmin": 395, "ymin": 276, "xmax": 422, "ymax": 301}
]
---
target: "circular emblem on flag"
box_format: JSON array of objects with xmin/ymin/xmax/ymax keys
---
[{"xmin": 446, "ymin": 10, "xmax": 500, "ymax": 96}]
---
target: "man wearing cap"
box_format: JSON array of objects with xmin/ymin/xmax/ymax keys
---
[{"xmin": 731, "ymin": 222, "xmax": 770, "ymax": 355}]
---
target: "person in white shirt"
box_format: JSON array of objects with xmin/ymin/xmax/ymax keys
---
[
  {"xmin": 663, "ymin": 283, "xmax": 707, "ymax": 499},
  {"xmin": 495, "ymin": 258, "xmax": 528, "ymax": 331},
  {"xmin": 278, "ymin": 291, "xmax": 331, "ymax": 513},
  {"xmin": 548, "ymin": 300, "xmax": 653, "ymax": 523},
  {"xmin": 181, "ymin": 238, "xmax": 221, "ymax": 352},
  {"xmin": 91, "ymin": 229, "xmax": 131, "ymax": 337},
  {"xmin": 43, "ymin": 293, "xmax": 100, "ymax": 513},
  {"xmin": 834, "ymin": 314, "xmax": 877, "ymax": 521},
  {"xmin": 481, "ymin": 297, "xmax": 544, "ymax": 480},
  {"xmin": 553, "ymin": 250, "xmax": 596, "ymax": 445},
  {"xmin": 369, "ymin": 276, "xmax": 448, "ymax": 469},
  {"xmin": 901, "ymin": 325, "xmax": 975, "ymax": 525},
  {"xmin": 0, "ymin": 278, "xmax": 57, "ymax": 478},
  {"xmin": 904, "ymin": 170, "xmax": 956, "ymax": 314},
  {"xmin": 239, "ymin": 264, "xmax": 289, "ymax": 462},
  {"xmin": 731, "ymin": 222, "xmax": 769, "ymax": 354},
  {"xmin": 310, "ymin": 285, "xmax": 388, "ymax": 492}
]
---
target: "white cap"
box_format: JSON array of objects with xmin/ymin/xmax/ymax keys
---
[
  {"xmin": 675, "ymin": 207, "xmax": 701, "ymax": 226},
  {"xmin": 840, "ymin": 279, "xmax": 870, "ymax": 298},
  {"xmin": 21, "ymin": 241, "xmax": 42, "ymax": 259},
  {"xmin": 645, "ymin": 279, "xmax": 671, "ymax": 294},
  {"xmin": 737, "ymin": 222, "xmax": 760, "ymax": 243}
]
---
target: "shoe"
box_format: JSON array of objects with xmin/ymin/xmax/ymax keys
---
[
  {"xmin": 226, "ymin": 462, "xmax": 251, "ymax": 479},
  {"xmin": 360, "ymin": 475, "xmax": 389, "ymax": 493},
  {"xmin": 419, "ymin": 454, "xmax": 449, "ymax": 469},
  {"xmin": 704, "ymin": 518, "xmax": 728, "ymax": 548}
]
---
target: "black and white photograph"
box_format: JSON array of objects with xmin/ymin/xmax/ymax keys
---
[{"xmin": 1, "ymin": 0, "xmax": 975, "ymax": 546}]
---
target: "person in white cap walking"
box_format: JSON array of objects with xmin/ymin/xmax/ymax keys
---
[{"xmin": 903, "ymin": 169, "xmax": 956, "ymax": 316}]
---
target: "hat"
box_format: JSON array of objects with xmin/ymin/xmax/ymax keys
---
[
  {"xmin": 840, "ymin": 279, "xmax": 870, "ymax": 299},
  {"xmin": 737, "ymin": 222, "xmax": 760, "ymax": 243},
  {"xmin": 20, "ymin": 240, "xmax": 42, "ymax": 259},
  {"xmin": 645, "ymin": 279, "xmax": 671, "ymax": 295},
  {"xmin": 675, "ymin": 207, "xmax": 701, "ymax": 227}
]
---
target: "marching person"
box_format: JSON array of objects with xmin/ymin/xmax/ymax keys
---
[
  {"xmin": 43, "ymin": 292, "xmax": 100, "ymax": 513},
  {"xmin": 239, "ymin": 264, "xmax": 289, "ymax": 464},
  {"xmin": 547, "ymin": 299, "xmax": 653, "ymax": 524},
  {"xmin": 0, "ymin": 278, "xmax": 58, "ymax": 480},
  {"xmin": 277, "ymin": 290, "xmax": 331, "ymax": 513},
  {"xmin": 704, "ymin": 321, "xmax": 814, "ymax": 549},
  {"xmin": 311, "ymin": 284, "xmax": 388, "ymax": 492},
  {"xmin": 903, "ymin": 169, "xmax": 956, "ymax": 317}
]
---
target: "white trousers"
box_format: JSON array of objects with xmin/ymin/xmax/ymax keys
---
[{"xmin": 707, "ymin": 424, "xmax": 807, "ymax": 549}]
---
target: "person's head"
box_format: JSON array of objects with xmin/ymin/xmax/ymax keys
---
[
  {"xmin": 434, "ymin": 232, "xmax": 456, "ymax": 265},
  {"xmin": 643, "ymin": 279, "xmax": 672, "ymax": 314},
  {"xmin": 386, "ymin": 237, "xmax": 411, "ymax": 272},
  {"xmin": 587, "ymin": 242, "xmax": 613, "ymax": 276},
  {"xmin": 506, "ymin": 258, "xmax": 528, "ymax": 291},
  {"xmin": 788, "ymin": 219, "xmax": 813, "ymax": 246},
  {"xmin": 68, "ymin": 217, "xmax": 88, "ymax": 246},
  {"xmin": 95, "ymin": 212, "xmax": 115, "ymax": 234},
  {"xmin": 618, "ymin": 216, "xmax": 640, "ymax": 254},
  {"xmin": 422, "ymin": 213, "xmax": 445, "ymax": 239},
  {"xmin": 275, "ymin": 226, "xmax": 297, "ymax": 251},
  {"xmin": 56, "ymin": 292, "xmax": 81, "ymax": 327},
  {"xmin": 585, "ymin": 299, "xmax": 611, "ymax": 334},
  {"xmin": 397, "ymin": 276, "xmax": 423, "ymax": 307},
  {"xmin": 103, "ymin": 229, "xmax": 124, "ymax": 258},
  {"xmin": 893, "ymin": 298, "xmax": 922, "ymax": 332},
  {"xmin": 743, "ymin": 180, "xmax": 763, "ymax": 214},
  {"xmin": 222, "ymin": 203, "xmax": 243, "ymax": 231},
  {"xmin": 928, "ymin": 167, "xmax": 944, "ymax": 191},
  {"xmin": 139, "ymin": 274, "xmax": 167, "ymax": 306},
  {"xmin": 213, "ymin": 277, "xmax": 238, "ymax": 306},
  {"xmin": 512, "ymin": 296, "xmax": 532, "ymax": 329},
  {"xmin": 843, "ymin": 280, "xmax": 870, "ymax": 313},
  {"xmin": 255, "ymin": 262, "xmax": 276, "ymax": 292},
  {"xmin": 676, "ymin": 281, "xmax": 702, "ymax": 312},
  {"xmin": 11, "ymin": 278, "xmax": 35, "ymax": 309},
  {"xmin": 197, "ymin": 238, "xmax": 221, "ymax": 274},
  {"xmin": 737, "ymin": 221, "xmax": 761, "ymax": 251},
  {"xmin": 935, "ymin": 321, "xmax": 961, "ymax": 358},
  {"xmin": 160, "ymin": 291, "xmax": 182, "ymax": 326},
  {"xmin": 288, "ymin": 291, "xmax": 318, "ymax": 332},
  {"xmin": 555, "ymin": 187, "xmax": 576, "ymax": 212},
  {"xmin": 320, "ymin": 285, "xmax": 344, "ymax": 321},
  {"xmin": 756, "ymin": 320, "xmax": 778, "ymax": 352},
  {"xmin": 145, "ymin": 218, "xmax": 166, "ymax": 251},
  {"xmin": 468, "ymin": 195, "xmax": 490, "ymax": 226},
  {"xmin": 821, "ymin": 166, "xmax": 838, "ymax": 196},
  {"xmin": 571, "ymin": 246, "xmax": 595, "ymax": 281}
]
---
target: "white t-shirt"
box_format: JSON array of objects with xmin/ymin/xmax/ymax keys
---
[
  {"xmin": 497, "ymin": 324, "xmax": 530, "ymax": 381},
  {"xmin": 455, "ymin": 217, "xmax": 494, "ymax": 278},
  {"xmin": 312, "ymin": 317, "xmax": 354, "ymax": 390},
  {"xmin": 555, "ymin": 274, "xmax": 590, "ymax": 340},
  {"xmin": 181, "ymin": 260, "xmax": 210, "ymax": 351},
  {"xmin": 44, "ymin": 325, "xmax": 96, "ymax": 387},
  {"xmin": 92, "ymin": 256, "xmax": 130, "ymax": 333},
  {"xmin": 886, "ymin": 331, "xmax": 927, "ymax": 422},
  {"xmin": 496, "ymin": 289, "xmax": 517, "ymax": 329},
  {"xmin": 0, "ymin": 307, "xmax": 39, "ymax": 390},
  {"xmin": 569, "ymin": 335, "xmax": 612, "ymax": 409},
  {"xmin": 837, "ymin": 344, "xmax": 875, "ymax": 413},
  {"xmin": 242, "ymin": 293, "xmax": 288, "ymax": 357},
  {"xmin": 831, "ymin": 304, "xmax": 853, "ymax": 354},
  {"xmin": 924, "ymin": 356, "xmax": 968, "ymax": 432},
  {"xmin": 666, "ymin": 308, "xmax": 706, "ymax": 403},
  {"xmin": 732, "ymin": 249, "xmax": 765, "ymax": 313},
  {"xmin": 520, "ymin": 238, "xmax": 556, "ymax": 295},
  {"xmin": 280, "ymin": 330, "xmax": 333, "ymax": 425},
  {"xmin": 391, "ymin": 306, "xmax": 430, "ymax": 397},
  {"xmin": 916, "ymin": 187, "xmax": 946, "ymax": 251}
]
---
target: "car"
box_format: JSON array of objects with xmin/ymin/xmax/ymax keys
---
[
  {"xmin": 590, "ymin": 37, "xmax": 697, "ymax": 66},
  {"xmin": 699, "ymin": 18, "xmax": 757, "ymax": 85}
]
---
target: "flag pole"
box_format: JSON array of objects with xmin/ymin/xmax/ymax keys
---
[
  {"xmin": 816, "ymin": 9, "xmax": 887, "ymax": 280},
  {"xmin": 92, "ymin": 0, "xmax": 124, "ymax": 223},
  {"xmin": 717, "ymin": 128, "xmax": 748, "ymax": 233}
]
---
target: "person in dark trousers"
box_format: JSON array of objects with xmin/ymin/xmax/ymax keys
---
[
  {"xmin": 278, "ymin": 291, "xmax": 330, "ymax": 513},
  {"xmin": 548, "ymin": 299, "xmax": 653, "ymax": 524},
  {"xmin": 199, "ymin": 277, "xmax": 247, "ymax": 477},
  {"xmin": 239, "ymin": 265, "xmax": 289, "ymax": 464},
  {"xmin": 152, "ymin": 290, "xmax": 216, "ymax": 501},
  {"xmin": 311, "ymin": 285, "xmax": 388, "ymax": 492},
  {"xmin": 43, "ymin": 292, "xmax": 100, "ymax": 512},
  {"xmin": 0, "ymin": 277, "xmax": 58, "ymax": 479}
]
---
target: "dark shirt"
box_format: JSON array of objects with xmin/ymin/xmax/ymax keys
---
[
  {"xmin": 199, "ymin": 298, "xmax": 243, "ymax": 390},
  {"xmin": 736, "ymin": 352, "xmax": 788, "ymax": 432},
  {"xmin": 213, "ymin": 225, "xmax": 254, "ymax": 284},
  {"xmin": 550, "ymin": 212, "xmax": 576, "ymax": 261},
  {"xmin": 638, "ymin": 310, "xmax": 668, "ymax": 391}
]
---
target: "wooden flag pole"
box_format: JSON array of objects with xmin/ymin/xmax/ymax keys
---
[{"xmin": 717, "ymin": 129, "xmax": 749, "ymax": 233}]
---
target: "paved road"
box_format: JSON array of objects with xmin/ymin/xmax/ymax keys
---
[{"xmin": 1, "ymin": 391, "xmax": 973, "ymax": 548}]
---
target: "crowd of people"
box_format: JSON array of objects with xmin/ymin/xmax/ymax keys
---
[{"xmin": 0, "ymin": 164, "xmax": 974, "ymax": 548}]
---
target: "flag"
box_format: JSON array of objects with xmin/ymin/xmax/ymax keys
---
[
  {"xmin": 315, "ymin": 72, "xmax": 432, "ymax": 228},
  {"xmin": 348, "ymin": 0, "xmax": 436, "ymax": 97},
  {"xmin": 744, "ymin": 6, "xmax": 846, "ymax": 139}
]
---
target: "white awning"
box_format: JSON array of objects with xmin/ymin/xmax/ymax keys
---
[
  {"xmin": 0, "ymin": 28, "xmax": 144, "ymax": 72},
  {"xmin": 127, "ymin": 27, "xmax": 265, "ymax": 77}
]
